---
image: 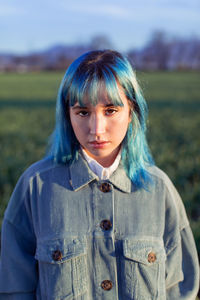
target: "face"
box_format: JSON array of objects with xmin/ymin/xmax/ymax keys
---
[{"xmin": 69, "ymin": 85, "xmax": 131, "ymax": 167}]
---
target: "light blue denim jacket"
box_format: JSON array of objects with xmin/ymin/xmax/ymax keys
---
[{"xmin": 0, "ymin": 154, "xmax": 199, "ymax": 299}]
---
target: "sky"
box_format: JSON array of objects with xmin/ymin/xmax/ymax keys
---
[{"xmin": 0, "ymin": 0, "xmax": 200, "ymax": 54}]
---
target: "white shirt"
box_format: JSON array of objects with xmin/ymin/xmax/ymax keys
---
[{"xmin": 81, "ymin": 148, "xmax": 121, "ymax": 180}]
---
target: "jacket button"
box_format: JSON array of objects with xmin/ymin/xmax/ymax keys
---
[
  {"xmin": 101, "ymin": 280, "xmax": 113, "ymax": 291},
  {"xmin": 100, "ymin": 220, "xmax": 112, "ymax": 231},
  {"xmin": 148, "ymin": 252, "xmax": 156, "ymax": 263},
  {"xmin": 99, "ymin": 182, "xmax": 111, "ymax": 193},
  {"xmin": 52, "ymin": 250, "xmax": 63, "ymax": 261}
]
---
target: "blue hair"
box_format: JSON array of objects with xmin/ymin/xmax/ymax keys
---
[{"xmin": 48, "ymin": 50, "xmax": 154, "ymax": 189}]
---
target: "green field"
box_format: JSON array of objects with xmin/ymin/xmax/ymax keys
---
[{"xmin": 0, "ymin": 71, "xmax": 200, "ymax": 266}]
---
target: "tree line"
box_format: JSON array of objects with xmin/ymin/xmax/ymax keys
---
[{"xmin": 0, "ymin": 31, "xmax": 200, "ymax": 72}]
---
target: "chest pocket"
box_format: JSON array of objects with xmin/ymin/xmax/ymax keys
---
[
  {"xmin": 35, "ymin": 236, "xmax": 88, "ymax": 300},
  {"xmin": 120, "ymin": 238, "xmax": 166, "ymax": 300}
]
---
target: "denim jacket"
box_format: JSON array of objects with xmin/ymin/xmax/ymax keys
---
[{"xmin": 0, "ymin": 154, "xmax": 199, "ymax": 300}]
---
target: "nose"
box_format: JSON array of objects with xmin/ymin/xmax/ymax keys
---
[{"xmin": 89, "ymin": 113, "xmax": 106, "ymax": 135}]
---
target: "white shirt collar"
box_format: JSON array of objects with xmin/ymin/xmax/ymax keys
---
[{"xmin": 81, "ymin": 148, "xmax": 121, "ymax": 180}]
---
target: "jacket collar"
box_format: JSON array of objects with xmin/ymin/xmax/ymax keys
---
[{"xmin": 69, "ymin": 153, "xmax": 132, "ymax": 193}]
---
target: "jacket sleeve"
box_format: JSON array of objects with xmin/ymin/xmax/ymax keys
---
[
  {"xmin": 0, "ymin": 172, "xmax": 37, "ymax": 299},
  {"xmin": 165, "ymin": 225, "xmax": 199, "ymax": 300},
  {"xmin": 164, "ymin": 176, "xmax": 200, "ymax": 299}
]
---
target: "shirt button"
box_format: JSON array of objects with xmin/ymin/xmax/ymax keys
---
[
  {"xmin": 99, "ymin": 182, "xmax": 111, "ymax": 193},
  {"xmin": 100, "ymin": 219, "xmax": 112, "ymax": 231},
  {"xmin": 52, "ymin": 250, "xmax": 63, "ymax": 261},
  {"xmin": 148, "ymin": 252, "xmax": 156, "ymax": 263},
  {"xmin": 101, "ymin": 280, "xmax": 113, "ymax": 291}
]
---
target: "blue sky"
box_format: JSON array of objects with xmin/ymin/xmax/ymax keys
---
[{"xmin": 0, "ymin": 0, "xmax": 199, "ymax": 54}]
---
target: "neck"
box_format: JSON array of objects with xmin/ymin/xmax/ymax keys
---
[{"xmin": 82, "ymin": 146, "xmax": 121, "ymax": 168}]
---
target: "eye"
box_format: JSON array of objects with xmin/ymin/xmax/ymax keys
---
[
  {"xmin": 105, "ymin": 108, "xmax": 118, "ymax": 116},
  {"xmin": 77, "ymin": 110, "xmax": 89, "ymax": 117}
]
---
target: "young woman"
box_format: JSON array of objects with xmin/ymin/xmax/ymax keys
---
[{"xmin": 0, "ymin": 50, "xmax": 199, "ymax": 299}]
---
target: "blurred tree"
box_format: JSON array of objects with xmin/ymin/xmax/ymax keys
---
[
  {"xmin": 89, "ymin": 35, "xmax": 113, "ymax": 50},
  {"xmin": 143, "ymin": 31, "xmax": 170, "ymax": 70}
]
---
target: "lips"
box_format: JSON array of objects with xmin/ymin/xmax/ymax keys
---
[
  {"xmin": 89, "ymin": 141, "xmax": 110, "ymax": 148},
  {"xmin": 89, "ymin": 140, "xmax": 108, "ymax": 143}
]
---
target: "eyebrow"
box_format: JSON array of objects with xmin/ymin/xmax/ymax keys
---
[{"xmin": 71, "ymin": 104, "xmax": 117, "ymax": 110}]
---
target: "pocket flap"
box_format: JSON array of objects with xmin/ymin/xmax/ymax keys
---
[
  {"xmin": 123, "ymin": 237, "xmax": 166, "ymax": 265},
  {"xmin": 35, "ymin": 236, "xmax": 86, "ymax": 264}
]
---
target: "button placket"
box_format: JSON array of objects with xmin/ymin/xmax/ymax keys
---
[{"xmin": 92, "ymin": 183, "xmax": 117, "ymax": 297}]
